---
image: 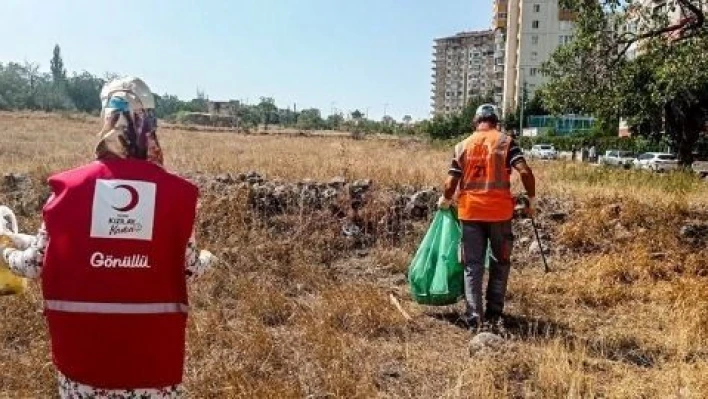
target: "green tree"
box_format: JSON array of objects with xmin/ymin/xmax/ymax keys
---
[
  {"xmin": 503, "ymin": 111, "xmax": 520, "ymax": 133},
  {"xmin": 503, "ymin": 91, "xmax": 547, "ymax": 132},
  {"xmin": 257, "ymin": 97, "xmax": 278, "ymax": 130},
  {"xmin": 326, "ymin": 113, "xmax": 344, "ymax": 129},
  {"xmin": 543, "ymin": 0, "xmax": 708, "ymax": 165},
  {"xmin": 525, "ymin": 93, "xmax": 548, "ymax": 117},
  {"xmin": 351, "ymin": 109, "xmax": 364, "ymax": 120},
  {"xmin": 35, "ymin": 80, "xmax": 75, "ymax": 111},
  {"xmin": 66, "ymin": 71, "xmax": 104, "ymax": 113},
  {"xmin": 402, "ymin": 115, "xmax": 413, "ymax": 125},
  {"xmin": 236, "ymin": 104, "xmax": 261, "ymax": 128},
  {"xmin": 0, "ymin": 62, "xmax": 32, "ymax": 109},
  {"xmin": 278, "ymin": 107, "xmax": 298, "ymax": 127},
  {"xmin": 50, "ymin": 44, "xmax": 66, "ymax": 84},
  {"xmin": 297, "ymin": 108, "xmax": 324, "ymax": 130},
  {"xmin": 154, "ymin": 94, "xmax": 185, "ymax": 118},
  {"xmin": 423, "ymin": 96, "xmax": 495, "ymax": 140},
  {"xmin": 22, "ymin": 62, "xmax": 41, "ymax": 109}
]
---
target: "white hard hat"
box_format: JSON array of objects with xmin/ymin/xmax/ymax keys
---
[
  {"xmin": 100, "ymin": 76, "xmax": 155, "ymax": 112},
  {"xmin": 475, "ymin": 104, "xmax": 499, "ymax": 120}
]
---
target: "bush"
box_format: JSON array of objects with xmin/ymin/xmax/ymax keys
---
[
  {"xmin": 424, "ymin": 96, "xmax": 495, "ymax": 140},
  {"xmin": 422, "ymin": 114, "xmax": 465, "ymax": 140}
]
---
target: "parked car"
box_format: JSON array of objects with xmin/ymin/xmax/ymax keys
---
[
  {"xmin": 634, "ymin": 152, "xmax": 679, "ymax": 172},
  {"xmin": 600, "ymin": 150, "xmax": 636, "ymax": 168},
  {"xmin": 529, "ymin": 144, "xmax": 558, "ymax": 160}
]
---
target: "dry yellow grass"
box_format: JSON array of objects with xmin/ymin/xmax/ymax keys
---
[{"xmin": 1, "ymin": 111, "xmax": 707, "ymax": 398}]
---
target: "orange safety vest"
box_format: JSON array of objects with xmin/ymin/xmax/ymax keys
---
[{"xmin": 455, "ymin": 129, "xmax": 514, "ymax": 222}]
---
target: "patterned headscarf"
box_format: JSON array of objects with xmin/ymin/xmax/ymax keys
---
[{"xmin": 95, "ymin": 77, "xmax": 164, "ymax": 165}]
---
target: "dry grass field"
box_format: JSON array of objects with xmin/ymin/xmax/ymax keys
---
[{"xmin": 1, "ymin": 111, "xmax": 708, "ymax": 398}]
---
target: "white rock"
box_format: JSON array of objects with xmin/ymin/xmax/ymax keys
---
[{"xmin": 469, "ymin": 332, "xmax": 505, "ymax": 355}]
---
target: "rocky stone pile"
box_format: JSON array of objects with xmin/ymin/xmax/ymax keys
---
[
  {"xmin": 183, "ymin": 171, "xmax": 442, "ymax": 247},
  {"xmin": 187, "ymin": 172, "xmax": 581, "ymax": 259},
  {"xmin": 469, "ymin": 332, "xmax": 507, "ymax": 356},
  {"xmin": 2, "ymin": 171, "xmax": 573, "ymax": 256},
  {"xmin": 680, "ymin": 221, "xmax": 708, "ymax": 246},
  {"xmin": 1, "ymin": 173, "xmax": 50, "ymax": 224},
  {"xmin": 186, "ymin": 171, "xmax": 440, "ymax": 221}
]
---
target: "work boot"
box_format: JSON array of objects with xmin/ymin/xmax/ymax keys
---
[
  {"xmin": 465, "ymin": 315, "xmax": 482, "ymax": 333},
  {"xmin": 483, "ymin": 311, "xmax": 507, "ymax": 336}
]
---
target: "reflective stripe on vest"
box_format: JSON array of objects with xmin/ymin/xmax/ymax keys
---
[
  {"xmin": 461, "ymin": 181, "xmax": 512, "ymax": 190},
  {"xmin": 45, "ymin": 300, "xmax": 188, "ymax": 314}
]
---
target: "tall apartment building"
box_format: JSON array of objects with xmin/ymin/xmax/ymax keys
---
[
  {"xmin": 501, "ymin": 0, "xmax": 575, "ymax": 114},
  {"xmin": 431, "ymin": 30, "xmax": 497, "ymax": 116},
  {"xmin": 492, "ymin": 0, "xmax": 508, "ymax": 105}
]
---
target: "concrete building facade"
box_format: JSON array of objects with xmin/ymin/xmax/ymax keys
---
[
  {"xmin": 431, "ymin": 30, "xmax": 497, "ymax": 116},
  {"xmin": 430, "ymin": 0, "xmax": 576, "ymax": 117},
  {"xmin": 493, "ymin": 0, "xmax": 508, "ymax": 106},
  {"xmin": 502, "ymin": 0, "xmax": 575, "ymax": 114},
  {"xmin": 208, "ymin": 100, "xmax": 240, "ymax": 117}
]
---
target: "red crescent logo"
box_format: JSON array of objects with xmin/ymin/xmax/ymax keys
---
[{"xmin": 112, "ymin": 184, "xmax": 140, "ymax": 212}]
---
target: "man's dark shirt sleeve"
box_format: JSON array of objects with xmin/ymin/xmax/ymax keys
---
[{"xmin": 507, "ymin": 139, "xmax": 525, "ymax": 168}]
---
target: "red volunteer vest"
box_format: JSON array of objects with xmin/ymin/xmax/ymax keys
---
[{"xmin": 42, "ymin": 159, "xmax": 198, "ymax": 389}]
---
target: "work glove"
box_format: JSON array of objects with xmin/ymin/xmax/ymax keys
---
[
  {"xmin": 437, "ymin": 196, "xmax": 453, "ymax": 210},
  {"xmin": 525, "ymin": 197, "xmax": 537, "ymax": 218}
]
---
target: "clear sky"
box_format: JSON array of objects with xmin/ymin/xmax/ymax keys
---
[{"xmin": 1, "ymin": 0, "xmax": 490, "ymax": 120}]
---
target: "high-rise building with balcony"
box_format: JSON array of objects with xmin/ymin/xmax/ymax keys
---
[
  {"xmin": 431, "ymin": 30, "xmax": 497, "ymax": 116},
  {"xmin": 431, "ymin": 1, "xmax": 575, "ymax": 117},
  {"xmin": 493, "ymin": 0, "xmax": 509, "ymax": 105}
]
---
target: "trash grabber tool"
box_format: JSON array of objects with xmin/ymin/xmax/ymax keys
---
[
  {"xmin": 514, "ymin": 195, "xmax": 550, "ymax": 273},
  {"xmin": 530, "ymin": 215, "xmax": 550, "ymax": 273}
]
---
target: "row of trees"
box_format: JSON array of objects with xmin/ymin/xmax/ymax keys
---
[
  {"xmin": 0, "ymin": 46, "xmax": 106, "ymax": 113},
  {"xmin": 0, "ymin": 45, "xmax": 418, "ymax": 135},
  {"xmin": 421, "ymin": 96, "xmax": 498, "ymax": 140},
  {"xmin": 172, "ymin": 99, "xmax": 415, "ymax": 133},
  {"xmin": 420, "ymin": 94, "xmax": 552, "ymax": 140}
]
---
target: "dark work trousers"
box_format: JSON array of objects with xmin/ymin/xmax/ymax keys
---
[{"xmin": 461, "ymin": 220, "xmax": 514, "ymax": 321}]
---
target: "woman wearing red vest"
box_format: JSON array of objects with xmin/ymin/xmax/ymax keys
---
[
  {"xmin": 438, "ymin": 104, "xmax": 536, "ymax": 333},
  {"xmin": 0, "ymin": 77, "xmax": 215, "ymax": 398}
]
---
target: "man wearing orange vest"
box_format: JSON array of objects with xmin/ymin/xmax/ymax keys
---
[
  {"xmin": 438, "ymin": 104, "xmax": 536, "ymax": 332},
  {"xmin": 0, "ymin": 77, "xmax": 215, "ymax": 397}
]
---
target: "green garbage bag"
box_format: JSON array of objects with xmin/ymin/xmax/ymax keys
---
[{"xmin": 408, "ymin": 209, "xmax": 465, "ymax": 306}]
